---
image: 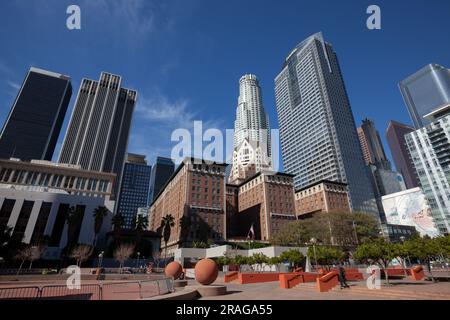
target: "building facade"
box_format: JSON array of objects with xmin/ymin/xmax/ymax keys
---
[
  {"xmin": 0, "ymin": 67, "xmax": 72, "ymax": 161},
  {"xmin": 149, "ymin": 159, "xmax": 227, "ymax": 256},
  {"xmin": 399, "ymin": 63, "xmax": 450, "ymax": 129},
  {"xmin": 58, "ymin": 72, "xmax": 136, "ymax": 196},
  {"xmin": 274, "ymin": 32, "xmax": 378, "ymax": 217},
  {"xmin": 0, "ymin": 159, "xmax": 116, "ymax": 257},
  {"xmin": 116, "ymin": 153, "xmax": 151, "ymax": 229},
  {"xmin": 148, "ymin": 157, "xmax": 175, "ymax": 203},
  {"xmin": 357, "ymin": 119, "xmax": 391, "ymax": 170},
  {"xmin": 381, "ymin": 187, "xmax": 439, "ymax": 238},
  {"xmin": 405, "ymin": 108, "xmax": 450, "ymax": 235},
  {"xmin": 149, "ymin": 158, "xmax": 298, "ymax": 256},
  {"xmin": 370, "ymin": 166, "xmax": 406, "ymax": 196},
  {"xmin": 231, "ymin": 171, "xmax": 296, "ymax": 241},
  {"xmin": 386, "ymin": 120, "xmax": 419, "ymax": 189},
  {"xmin": 294, "ymin": 180, "xmax": 351, "ymax": 218},
  {"xmin": 381, "ymin": 224, "xmax": 418, "ymax": 243},
  {"xmin": 229, "ymin": 74, "xmax": 271, "ymax": 184}
]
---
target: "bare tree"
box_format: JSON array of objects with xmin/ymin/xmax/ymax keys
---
[
  {"xmin": 114, "ymin": 244, "xmax": 134, "ymax": 273},
  {"xmin": 15, "ymin": 246, "xmax": 33, "ymax": 275},
  {"xmin": 152, "ymin": 250, "xmax": 162, "ymax": 269},
  {"xmin": 70, "ymin": 244, "xmax": 93, "ymax": 267},
  {"xmin": 28, "ymin": 245, "xmax": 46, "ymax": 269}
]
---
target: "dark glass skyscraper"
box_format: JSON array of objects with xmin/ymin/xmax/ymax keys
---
[
  {"xmin": 116, "ymin": 153, "xmax": 152, "ymax": 229},
  {"xmin": 274, "ymin": 32, "xmax": 378, "ymax": 217},
  {"xmin": 58, "ymin": 72, "xmax": 136, "ymax": 196},
  {"xmin": 0, "ymin": 67, "xmax": 72, "ymax": 161},
  {"xmin": 357, "ymin": 119, "xmax": 391, "ymax": 170},
  {"xmin": 399, "ymin": 63, "xmax": 450, "ymax": 129},
  {"xmin": 386, "ymin": 120, "xmax": 419, "ymax": 189},
  {"xmin": 149, "ymin": 157, "xmax": 175, "ymax": 203}
]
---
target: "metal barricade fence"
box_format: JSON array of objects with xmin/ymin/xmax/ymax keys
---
[
  {"xmin": 157, "ymin": 278, "xmax": 174, "ymax": 295},
  {"xmin": 40, "ymin": 284, "xmax": 101, "ymax": 300},
  {"xmin": 0, "ymin": 278, "xmax": 174, "ymax": 300},
  {"xmin": 101, "ymin": 281, "xmax": 141, "ymax": 300},
  {"xmin": 139, "ymin": 280, "xmax": 160, "ymax": 299},
  {"xmin": 0, "ymin": 286, "xmax": 40, "ymax": 300}
]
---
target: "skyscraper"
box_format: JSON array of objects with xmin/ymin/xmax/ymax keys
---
[
  {"xmin": 229, "ymin": 74, "xmax": 271, "ymax": 184},
  {"xmin": 357, "ymin": 119, "xmax": 391, "ymax": 170},
  {"xmin": 274, "ymin": 32, "xmax": 378, "ymax": 216},
  {"xmin": 148, "ymin": 157, "xmax": 175, "ymax": 203},
  {"xmin": 386, "ymin": 120, "xmax": 419, "ymax": 189},
  {"xmin": 357, "ymin": 119, "xmax": 405, "ymax": 218},
  {"xmin": 116, "ymin": 153, "xmax": 152, "ymax": 229},
  {"xmin": 58, "ymin": 72, "xmax": 136, "ymax": 195},
  {"xmin": 399, "ymin": 63, "xmax": 450, "ymax": 129},
  {"xmin": 0, "ymin": 67, "xmax": 72, "ymax": 161},
  {"xmin": 405, "ymin": 106, "xmax": 450, "ymax": 235}
]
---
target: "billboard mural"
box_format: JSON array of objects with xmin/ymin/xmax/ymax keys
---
[{"xmin": 381, "ymin": 187, "xmax": 439, "ymax": 238}]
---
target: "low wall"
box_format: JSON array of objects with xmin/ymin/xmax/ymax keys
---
[
  {"xmin": 316, "ymin": 271, "xmax": 339, "ymax": 292},
  {"xmin": 279, "ymin": 272, "xmax": 318, "ymax": 289},
  {"xmin": 328, "ymin": 268, "xmax": 364, "ymax": 281},
  {"xmin": 410, "ymin": 266, "xmax": 425, "ymax": 281},
  {"xmin": 238, "ymin": 272, "xmax": 283, "ymax": 284},
  {"xmin": 224, "ymin": 271, "xmax": 239, "ymax": 283}
]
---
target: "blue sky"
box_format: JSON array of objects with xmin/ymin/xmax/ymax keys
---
[{"xmin": 0, "ymin": 0, "xmax": 449, "ymax": 170}]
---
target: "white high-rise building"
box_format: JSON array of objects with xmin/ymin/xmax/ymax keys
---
[
  {"xmin": 405, "ymin": 105, "xmax": 450, "ymax": 235},
  {"xmin": 229, "ymin": 74, "xmax": 272, "ymax": 184}
]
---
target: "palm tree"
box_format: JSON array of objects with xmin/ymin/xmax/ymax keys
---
[
  {"xmin": 93, "ymin": 206, "xmax": 109, "ymax": 247},
  {"xmin": 135, "ymin": 214, "xmax": 149, "ymax": 232},
  {"xmin": 112, "ymin": 214, "xmax": 124, "ymax": 234},
  {"xmin": 179, "ymin": 215, "xmax": 191, "ymax": 243},
  {"xmin": 65, "ymin": 206, "xmax": 84, "ymax": 252},
  {"xmin": 161, "ymin": 214, "xmax": 175, "ymax": 265},
  {"xmin": 134, "ymin": 214, "xmax": 149, "ymax": 251}
]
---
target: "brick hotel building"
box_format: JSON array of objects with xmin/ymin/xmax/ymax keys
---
[{"xmin": 149, "ymin": 158, "xmax": 351, "ymax": 256}]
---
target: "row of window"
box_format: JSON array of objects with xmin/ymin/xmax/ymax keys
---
[{"xmin": 0, "ymin": 168, "xmax": 110, "ymax": 193}]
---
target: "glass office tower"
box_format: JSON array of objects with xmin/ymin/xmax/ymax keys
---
[
  {"xmin": 148, "ymin": 156, "xmax": 175, "ymax": 203},
  {"xmin": 386, "ymin": 120, "xmax": 419, "ymax": 189},
  {"xmin": 399, "ymin": 63, "xmax": 450, "ymax": 129},
  {"xmin": 274, "ymin": 32, "xmax": 378, "ymax": 216},
  {"xmin": 0, "ymin": 67, "xmax": 72, "ymax": 161},
  {"xmin": 58, "ymin": 72, "xmax": 136, "ymax": 196},
  {"xmin": 116, "ymin": 153, "xmax": 152, "ymax": 229}
]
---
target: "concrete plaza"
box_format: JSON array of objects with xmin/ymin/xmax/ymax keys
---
[{"xmin": 200, "ymin": 277, "xmax": 450, "ymax": 300}]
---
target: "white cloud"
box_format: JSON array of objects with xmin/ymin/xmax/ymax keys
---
[
  {"xmin": 7, "ymin": 81, "xmax": 20, "ymax": 92},
  {"xmin": 135, "ymin": 93, "xmax": 193, "ymax": 129},
  {"xmin": 128, "ymin": 90, "xmax": 226, "ymax": 164},
  {"xmin": 81, "ymin": 0, "xmax": 172, "ymax": 41}
]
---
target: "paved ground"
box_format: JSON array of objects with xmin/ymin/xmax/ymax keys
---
[
  {"xmin": 200, "ymin": 278, "xmax": 450, "ymax": 300},
  {"xmin": 2, "ymin": 274, "xmax": 449, "ymax": 300}
]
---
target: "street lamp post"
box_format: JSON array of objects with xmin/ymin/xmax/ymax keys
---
[
  {"xmin": 310, "ymin": 238, "xmax": 318, "ymax": 271},
  {"xmin": 136, "ymin": 252, "xmax": 141, "ymax": 269},
  {"xmin": 98, "ymin": 251, "xmax": 104, "ymax": 269}
]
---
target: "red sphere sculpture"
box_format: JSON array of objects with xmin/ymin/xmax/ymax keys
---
[
  {"xmin": 165, "ymin": 261, "xmax": 183, "ymax": 279},
  {"xmin": 195, "ymin": 258, "xmax": 219, "ymax": 285}
]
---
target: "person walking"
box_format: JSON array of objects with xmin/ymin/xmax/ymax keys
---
[{"xmin": 338, "ymin": 263, "xmax": 350, "ymax": 289}]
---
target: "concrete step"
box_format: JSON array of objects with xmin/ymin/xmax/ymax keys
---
[
  {"xmin": 330, "ymin": 285, "xmax": 450, "ymax": 300},
  {"xmin": 294, "ymin": 282, "xmax": 450, "ymax": 299}
]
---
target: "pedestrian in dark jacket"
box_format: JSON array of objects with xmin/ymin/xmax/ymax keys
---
[{"xmin": 338, "ymin": 264, "xmax": 350, "ymax": 289}]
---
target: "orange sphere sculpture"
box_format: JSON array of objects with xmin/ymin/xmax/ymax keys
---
[
  {"xmin": 195, "ymin": 258, "xmax": 219, "ymax": 285},
  {"xmin": 165, "ymin": 261, "xmax": 183, "ymax": 279}
]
